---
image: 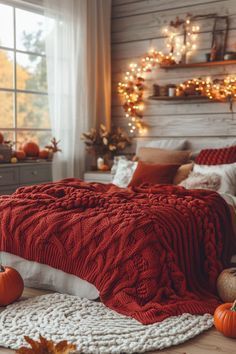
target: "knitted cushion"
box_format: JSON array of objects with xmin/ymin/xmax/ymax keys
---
[{"xmin": 196, "ymin": 146, "xmax": 236, "ymax": 165}]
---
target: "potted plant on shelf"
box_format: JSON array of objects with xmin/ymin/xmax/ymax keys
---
[{"xmin": 82, "ymin": 124, "xmax": 131, "ymax": 171}]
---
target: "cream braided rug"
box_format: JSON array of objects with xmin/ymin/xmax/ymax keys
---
[{"xmin": 0, "ymin": 293, "xmax": 213, "ymax": 353}]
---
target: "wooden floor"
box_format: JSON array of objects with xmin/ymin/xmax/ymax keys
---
[{"xmin": 0, "ymin": 288, "xmax": 235, "ymax": 354}]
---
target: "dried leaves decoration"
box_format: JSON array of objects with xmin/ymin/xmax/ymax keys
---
[
  {"xmin": 45, "ymin": 137, "xmax": 62, "ymax": 153},
  {"xmin": 81, "ymin": 124, "xmax": 131, "ymax": 157},
  {"xmin": 16, "ymin": 335, "xmax": 76, "ymax": 354}
]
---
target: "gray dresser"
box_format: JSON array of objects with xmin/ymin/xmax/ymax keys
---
[{"xmin": 0, "ymin": 162, "xmax": 52, "ymax": 195}]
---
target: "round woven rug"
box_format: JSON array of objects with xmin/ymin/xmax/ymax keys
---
[{"xmin": 0, "ymin": 293, "xmax": 213, "ymax": 353}]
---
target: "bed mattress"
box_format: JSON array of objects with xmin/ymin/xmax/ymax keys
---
[
  {"xmin": 1, "ymin": 251, "xmax": 235, "ymax": 297},
  {"xmin": 0, "ymin": 251, "xmax": 99, "ymax": 300}
]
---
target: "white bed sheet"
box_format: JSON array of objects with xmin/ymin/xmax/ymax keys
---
[{"xmin": 0, "ymin": 252, "xmax": 99, "ymax": 300}]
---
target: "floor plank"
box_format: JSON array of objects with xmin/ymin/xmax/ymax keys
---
[{"xmin": 0, "ymin": 288, "xmax": 235, "ymax": 354}]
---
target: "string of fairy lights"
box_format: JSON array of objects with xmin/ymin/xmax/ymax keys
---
[
  {"xmin": 118, "ymin": 51, "xmax": 173, "ymax": 134},
  {"xmin": 162, "ymin": 18, "xmax": 200, "ymax": 63},
  {"xmin": 177, "ymin": 76, "xmax": 236, "ymax": 103},
  {"xmin": 117, "ymin": 16, "xmax": 236, "ymax": 134}
]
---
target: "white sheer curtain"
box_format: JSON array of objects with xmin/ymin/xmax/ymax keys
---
[{"xmin": 43, "ymin": 0, "xmax": 111, "ymax": 180}]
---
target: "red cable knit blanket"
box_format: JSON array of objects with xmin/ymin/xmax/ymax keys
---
[{"xmin": 0, "ymin": 179, "xmax": 234, "ymax": 324}]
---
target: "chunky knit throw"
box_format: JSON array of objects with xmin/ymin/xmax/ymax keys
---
[{"xmin": 0, "ymin": 179, "xmax": 234, "ymax": 324}]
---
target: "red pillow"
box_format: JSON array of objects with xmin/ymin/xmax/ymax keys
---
[
  {"xmin": 195, "ymin": 146, "xmax": 236, "ymax": 165},
  {"xmin": 128, "ymin": 161, "xmax": 180, "ymax": 187}
]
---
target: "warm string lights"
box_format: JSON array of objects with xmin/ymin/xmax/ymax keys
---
[
  {"xmin": 177, "ymin": 76, "xmax": 236, "ymax": 110},
  {"xmin": 206, "ymin": 76, "xmax": 236, "ymax": 102},
  {"xmin": 176, "ymin": 77, "xmax": 212, "ymax": 97},
  {"xmin": 118, "ymin": 16, "xmax": 201, "ymax": 134},
  {"xmin": 118, "ymin": 68, "xmax": 236, "ymax": 134},
  {"xmin": 118, "ymin": 50, "xmax": 174, "ymax": 134},
  {"xmin": 163, "ymin": 16, "xmax": 200, "ymax": 63},
  {"xmin": 118, "ymin": 16, "xmax": 235, "ymax": 134}
]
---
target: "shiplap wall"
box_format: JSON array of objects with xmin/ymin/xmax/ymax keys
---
[{"xmin": 111, "ymin": 0, "xmax": 236, "ymax": 143}]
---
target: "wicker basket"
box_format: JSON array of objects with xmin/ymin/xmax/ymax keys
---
[{"xmin": 0, "ymin": 144, "xmax": 12, "ymax": 163}]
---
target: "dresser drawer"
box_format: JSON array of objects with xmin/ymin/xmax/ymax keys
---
[
  {"xmin": 0, "ymin": 168, "xmax": 19, "ymax": 186},
  {"xmin": 19, "ymin": 164, "xmax": 52, "ymax": 184}
]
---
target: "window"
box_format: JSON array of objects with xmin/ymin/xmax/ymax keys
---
[{"xmin": 0, "ymin": 2, "xmax": 51, "ymax": 148}]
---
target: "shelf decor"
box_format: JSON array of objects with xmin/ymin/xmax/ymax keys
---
[
  {"xmin": 117, "ymin": 12, "xmax": 235, "ymax": 134},
  {"xmin": 203, "ymin": 76, "xmax": 236, "ymax": 109},
  {"xmin": 160, "ymin": 59, "xmax": 236, "ymax": 69},
  {"xmin": 150, "ymin": 76, "xmax": 236, "ymax": 109},
  {"xmin": 117, "ymin": 15, "xmax": 203, "ymax": 133}
]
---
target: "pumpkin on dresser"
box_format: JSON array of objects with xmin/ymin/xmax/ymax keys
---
[
  {"xmin": 15, "ymin": 150, "xmax": 26, "ymax": 161},
  {"xmin": 217, "ymin": 267, "xmax": 236, "ymax": 302},
  {"xmin": 23, "ymin": 141, "xmax": 40, "ymax": 158},
  {"xmin": 39, "ymin": 149, "xmax": 49, "ymax": 159},
  {"xmin": 0, "ymin": 265, "xmax": 24, "ymax": 306},
  {"xmin": 214, "ymin": 301, "xmax": 236, "ymax": 338}
]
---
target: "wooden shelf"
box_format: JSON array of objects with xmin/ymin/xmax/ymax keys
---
[
  {"xmin": 160, "ymin": 60, "xmax": 236, "ymax": 69},
  {"xmin": 149, "ymin": 95, "xmax": 212, "ymax": 101}
]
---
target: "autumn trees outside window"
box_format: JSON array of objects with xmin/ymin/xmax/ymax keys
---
[{"xmin": 0, "ymin": 2, "xmax": 51, "ymax": 148}]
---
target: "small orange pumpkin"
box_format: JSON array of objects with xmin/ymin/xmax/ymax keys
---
[
  {"xmin": 0, "ymin": 132, "xmax": 4, "ymax": 144},
  {"xmin": 15, "ymin": 150, "xmax": 26, "ymax": 161},
  {"xmin": 23, "ymin": 141, "xmax": 40, "ymax": 157},
  {"xmin": 214, "ymin": 300, "xmax": 236, "ymax": 338},
  {"xmin": 100, "ymin": 164, "xmax": 110, "ymax": 171},
  {"xmin": 39, "ymin": 149, "xmax": 49, "ymax": 159},
  {"xmin": 0, "ymin": 265, "xmax": 24, "ymax": 306}
]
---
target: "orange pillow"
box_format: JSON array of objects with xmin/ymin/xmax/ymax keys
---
[
  {"xmin": 137, "ymin": 147, "xmax": 191, "ymax": 164},
  {"xmin": 128, "ymin": 161, "xmax": 180, "ymax": 187}
]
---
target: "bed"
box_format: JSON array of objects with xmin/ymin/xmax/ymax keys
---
[{"xmin": 0, "ymin": 138, "xmax": 236, "ymax": 325}]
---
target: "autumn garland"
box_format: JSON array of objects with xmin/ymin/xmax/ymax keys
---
[
  {"xmin": 178, "ymin": 76, "xmax": 236, "ymax": 110},
  {"xmin": 117, "ymin": 50, "xmax": 175, "ymax": 134},
  {"xmin": 118, "ymin": 50, "xmax": 236, "ymax": 134}
]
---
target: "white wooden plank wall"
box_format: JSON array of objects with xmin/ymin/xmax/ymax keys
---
[{"xmin": 111, "ymin": 0, "xmax": 236, "ymax": 142}]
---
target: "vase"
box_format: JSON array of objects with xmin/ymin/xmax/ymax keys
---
[{"xmin": 97, "ymin": 157, "xmax": 104, "ymax": 170}]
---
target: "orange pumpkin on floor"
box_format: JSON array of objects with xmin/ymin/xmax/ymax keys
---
[
  {"xmin": 23, "ymin": 141, "xmax": 40, "ymax": 157},
  {"xmin": 214, "ymin": 300, "xmax": 236, "ymax": 338},
  {"xmin": 0, "ymin": 265, "xmax": 24, "ymax": 306}
]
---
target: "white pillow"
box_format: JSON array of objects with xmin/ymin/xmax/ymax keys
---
[
  {"xmin": 180, "ymin": 171, "xmax": 221, "ymax": 191},
  {"xmin": 136, "ymin": 139, "xmax": 187, "ymax": 153},
  {"xmin": 112, "ymin": 159, "xmax": 138, "ymax": 188},
  {"xmin": 193, "ymin": 163, "xmax": 236, "ymax": 195},
  {"xmin": 110, "ymin": 155, "xmax": 127, "ymax": 175}
]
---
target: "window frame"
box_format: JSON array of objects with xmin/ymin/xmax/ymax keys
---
[{"xmin": 0, "ymin": 1, "xmax": 51, "ymax": 145}]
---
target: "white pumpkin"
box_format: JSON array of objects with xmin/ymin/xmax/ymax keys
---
[{"xmin": 217, "ymin": 267, "xmax": 236, "ymax": 302}]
